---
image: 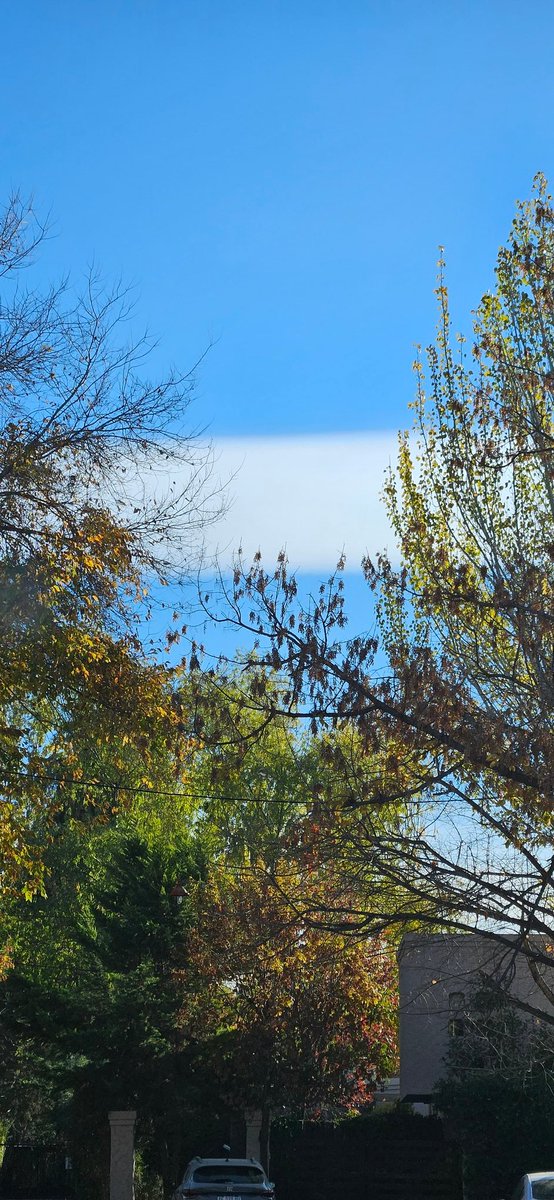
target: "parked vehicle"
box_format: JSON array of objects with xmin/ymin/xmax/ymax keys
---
[
  {"xmin": 175, "ymin": 1157, "xmax": 275, "ymax": 1200},
  {"xmin": 511, "ymin": 1174, "xmax": 554, "ymax": 1200}
]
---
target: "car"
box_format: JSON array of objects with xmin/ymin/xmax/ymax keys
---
[
  {"xmin": 511, "ymin": 1174, "xmax": 554, "ymax": 1200},
  {"xmin": 175, "ymin": 1156, "xmax": 276, "ymax": 1200}
]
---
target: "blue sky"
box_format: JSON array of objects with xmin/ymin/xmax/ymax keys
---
[{"xmin": 2, "ymin": 1, "xmax": 554, "ymax": 646}]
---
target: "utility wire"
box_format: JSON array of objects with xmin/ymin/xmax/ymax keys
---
[{"xmin": 0, "ymin": 767, "xmax": 471, "ymax": 805}]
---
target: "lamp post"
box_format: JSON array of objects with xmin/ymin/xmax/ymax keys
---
[{"xmin": 169, "ymin": 881, "xmax": 187, "ymax": 905}]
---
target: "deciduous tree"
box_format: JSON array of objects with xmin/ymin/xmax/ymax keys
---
[
  {"xmin": 0, "ymin": 194, "xmax": 219, "ymax": 890},
  {"xmin": 203, "ymin": 177, "xmax": 554, "ymax": 1021},
  {"xmin": 195, "ymin": 864, "xmax": 397, "ymax": 1166}
]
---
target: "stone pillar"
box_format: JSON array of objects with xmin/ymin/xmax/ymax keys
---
[
  {"xmin": 244, "ymin": 1109, "xmax": 263, "ymax": 1160},
  {"xmin": 109, "ymin": 1110, "xmax": 136, "ymax": 1200}
]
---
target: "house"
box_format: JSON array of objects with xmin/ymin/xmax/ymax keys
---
[{"xmin": 398, "ymin": 932, "xmax": 554, "ymax": 1106}]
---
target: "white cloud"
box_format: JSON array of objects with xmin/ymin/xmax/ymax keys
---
[{"xmin": 206, "ymin": 432, "xmax": 399, "ymax": 573}]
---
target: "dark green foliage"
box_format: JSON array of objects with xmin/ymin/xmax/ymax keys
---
[
  {"xmin": 0, "ymin": 827, "xmax": 214, "ymax": 1199},
  {"xmin": 436, "ymin": 1073, "xmax": 554, "ymax": 1200},
  {"xmin": 270, "ymin": 1109, "xmax": 461, "ymax": 1200},
  {"xmin": 435, "ymin": 983, "xmax": 554, "ymax": 1200}
]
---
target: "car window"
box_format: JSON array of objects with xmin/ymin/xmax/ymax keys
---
[
  {"xmin": 193, "ymin": 1166, "xmax": 265, "ymax": 1184},
  {"xmin": 531, "ymin": 1182, "xmax": 554, "ymax": 1199}
]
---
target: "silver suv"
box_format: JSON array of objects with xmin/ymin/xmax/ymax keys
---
[{"xmin": 175, "ymin": 1157, "xmax": 275, "ymax": 1200}]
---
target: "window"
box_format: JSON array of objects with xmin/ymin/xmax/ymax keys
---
[
  {"xmin": 447, "ymin": 991, "xmax": 465, "ymax": 1036},
  {"xmin": 193, "ymin": 1167, "xmax": 265, "ymax": 1185},
  {"xmin": 531, "ymin": 1181, "xmax": 554, "ymax": 1199}
]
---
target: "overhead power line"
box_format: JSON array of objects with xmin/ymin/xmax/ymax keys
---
[{"xmin": 0, "ymin": 767, "xmax": 471, "ymax": 806}]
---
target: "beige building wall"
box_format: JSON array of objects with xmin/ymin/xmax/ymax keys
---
[{"xmin": 398, "ymin": 933, "xmax": 554, "ymax": 1102}]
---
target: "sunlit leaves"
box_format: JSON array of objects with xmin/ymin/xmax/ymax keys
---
[
  {"xmin": 0, "ymin": 194, "xmax": 216, "ymax": 892},
  {"xmin": 200, "ymin": 178, "xmax": 554, "ymax": 991},
  {"xmin": 193, "ymin": 863, "xmax": 397, "ymax": 1116}
]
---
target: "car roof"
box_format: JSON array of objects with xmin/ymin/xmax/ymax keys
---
[
  {"xmin": 526, "ymin": 1175, "xmax": 554, "ymax": 1181},
  {"xmin": 188, "ymin": 1159, "xmax": 263, "ymax": 1168}
]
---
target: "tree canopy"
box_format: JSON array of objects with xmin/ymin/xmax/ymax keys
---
[
  {"xmin": 0, "ymin": 194, "xmax": 220, "ymax": 891},
  {"xmin": 0, "ymin": 795, "xmax": 397, "ymax": 1193},
  {"xmin": 203, "ymin": 176, "xmax": 554, "ymax": 1021}
]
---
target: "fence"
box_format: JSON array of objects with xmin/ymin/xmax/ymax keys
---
[
  {"xmin": 0, "ymin": 1145, "xmax": 73, "ymax": 1200},
  {"xmin": 270, "ymin": 1110, "xmax": 462, "ymax": 1200}
]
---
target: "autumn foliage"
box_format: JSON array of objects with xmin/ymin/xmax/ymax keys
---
[
  {"xmin": 0, "ymin": 195, "xmax": 218, "ymax": 891},
  {"xmin": 193, "ymin": 864, "xmax": 398, "ymax": 1118},
  {"xmin": 203, "ymin": 176, "xmax": 554, "ymax": 1020}
]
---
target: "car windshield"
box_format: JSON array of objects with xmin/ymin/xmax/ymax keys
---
[
  {"xmin": 193, "ymin": 1166, "xmax": 265, "ymax": 1184},
  {"xmin": 532, "ymin": 1182, "xmax": 554, "ymax": 1199}
]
